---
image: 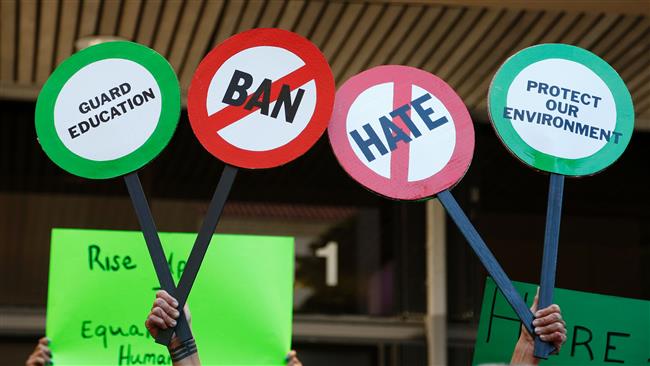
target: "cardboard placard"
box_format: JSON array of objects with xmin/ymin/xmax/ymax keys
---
[
  {"xmin": 328, "ymin": 65, "xmax": 474, "ymax": 200},
  {"xmin": 35, "ymin": 41, "xmax": 180, "ymax": 179},
  {"xmin": 473, "ymin": 278, "xmax": 650, "ymax": 365},
  {"xmin": 46, "ymin": 229, "xmax": 294, "ymax": 366},
  {"xmin": 187, "ymin": 28, "xmax": 335, "ymax": 169}
]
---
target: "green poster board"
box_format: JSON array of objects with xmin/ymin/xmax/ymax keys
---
[
  {"xmin": 46, "ymin": 229, "xmax": 294, "ymax": 365},
  {"xmin": 473, "ymin": 278, "xmax": 650, "ymax": 365}
]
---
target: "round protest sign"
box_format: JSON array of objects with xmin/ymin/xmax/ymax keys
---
[
  {"xmin": 328, "ymin": 65, "xmax": 474, "ymax": 200},
  {"xmin": 35, "ymin": 41, "xmax": 180, "ymax": 179},
  {"xmin": 187, "ymin": 28, "xmax": 335, "ymax": 169},
  {"xmin": 488, "ymin": 43, "xmax": 634, "ymax": 176}
]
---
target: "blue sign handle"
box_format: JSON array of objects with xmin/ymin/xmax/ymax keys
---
[
  {"xmin": 534, "ymin": 173, "xmax": 565, "ymax": 359},
  {"xmin": 437, "ymin": 190, "xmax": 550, "ymax": 348}
]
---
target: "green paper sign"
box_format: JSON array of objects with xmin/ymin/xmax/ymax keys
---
[
  {"xmin": 473, "ymin": 277, "xmax": 650, "ymax": 365},
  {"xmin": 46, "ymin": 228, "xmax": 294, "ymax": 365},
  {"xmin": 35, "ymin": 41, "xmax": 180, "ymax": 179},
  {"xmin": 488, "ymin": 44, "xmax": 634, "ymax": 176}
]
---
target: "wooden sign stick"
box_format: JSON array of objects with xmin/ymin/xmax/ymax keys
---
[
  {"xmin": 534, "ymin": 173, "xmax": 565, "ymax": 358},
  {"xmin": 437, "ymin": 189, "xmax": 554, "ymax": 353},
  {"xmin": 125, "ymin": 165, "xmax": 237, "ymax": 345},
  {"xmin": 124, "ymin": 172, "xmax": 194, "ymax": 340},
  {"xmin": 154, "ymin": 164, "xmax": 238, "ymax": 345}
]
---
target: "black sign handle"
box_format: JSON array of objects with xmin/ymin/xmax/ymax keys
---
[
  {"xmin": 437, "ymin": 189, "xmax": 550, "ymax": 349},
  {"xmin": 534, "ymin": 173, "xmax": 565, "ymax": 359},
  {"xmin": 124, "ymin": 172, "xmax": 193, "ymax": 341},
  {"xmin": 154, "ymin": 164, "xmax": 238, "ymax": 345}
]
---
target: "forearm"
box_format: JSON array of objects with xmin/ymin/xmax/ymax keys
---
[{"xmin": 510, "ymin": 337, "xmax": 539, "ymax": 365}]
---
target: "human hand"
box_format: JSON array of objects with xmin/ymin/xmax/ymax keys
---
[
  {"xmin": 286, "ymin": 350, "xmax": 302, "ymax": 366},
  {"xmin": 512, "ymin": 289, "xmax": 567, "ymax": 364},
  {"xmin": 533, "ymin": 303, "xmax": 567, "ymax": 352},
  {"xmin": 145, "ymin": 290, "xmax": 191, "ymax": 341},
  {"xmin": 520, "ymin": 289, "xmax": 567, "ymax": 352},
  {"xmin": 25, "ymin": 337, "xmax": 51, "ymax": 366}
]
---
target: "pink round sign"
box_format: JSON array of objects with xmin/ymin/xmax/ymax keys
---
[{"xmin": 328, "ymin": 65, "xmax": 475, "ymax": 200}]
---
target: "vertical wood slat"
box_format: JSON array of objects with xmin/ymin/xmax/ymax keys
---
[
  {"xmin": 35, "ymin": 0, "xmax": 60, "ymax": 83},
  {"xmin": 168, "ymin": 0, "xmax": 204, "ymax": 73},
  {"xmin": 256, "ymin": 0, "xmax": 285, "ymax": 28},
  {"xmin": 55, "ymin": 0, "xmax": 80, "ymax": 66},
  {"xmin": 589, "ymin": 15, "xmax": 639, "ymax": 56},
  {"xmin": 461, "ymin": 10, "xmax": 547, "ymax": 107},
  {"xmin": 98, "ymin": 0, "xmax": 122, "ymax": 35},
  {"xmin": 362, "ymin": 5, "xmax": 423, "ymax": 69},
  {"xmin": 331, "ymin": 4, "xmax": 385, "ymax": 80},
  {"xmin": 608, "ymin": 28, "xmax": 649, "ymax": 74},
  {"xmin": 77, "ymin": 0, "xmax": 101, "ymax": 37},
  {"xmin": 560, "ymin": 13, "xmax": 600, "ymax": 44},
  {"xmin": 179, "ymin": 0, "xmax": 226, "ymax": 88},
  {"xmin": 135, "ymin": 0, "xmax": 163, "ymax": 46},
  {"xmin": 152, "ymin": 0, "xmax": 183, "ymax": 57},
  {"xmin": 536, "ymin": 12, "xmax": 580, "ymax": 44},
  {"xmin": 237, "ymin": 0, "xmax": 266, "ymax": 32},
  {"xmin": 619, "ymin": 46, "xmax": 650, "ymax": 84},
  {"xmin": 339, "ymin": 4, "xmax": 404, "ymax": 83},
  {"xmin": 0, "ymin": 0, "xmax": 16, "ymax": 81},
  {"xmin": 212, "ymin": 0, "xmax": 246, "ymax": 46},
  {"xmin": 626, "ymin": 64, "xmax": 650, "ymax": 93},
  {"xmin": 576, "ymin": 13, "xmax": 621, "ymax": 50},
  {"xmin": 447, "ymin": 10, "xmax": 524, "ymax": 88},
  {"xmin": 419, "ymin": 8, "xmax": 483, "ymax": 72},
  {"xmin": 473, "ymin": 11, "xmax": 581, "ymax": 111},
  {"xmin": 633, "ymin": 80, "xmax": 650, "ymax": 113},
  {"xmin": 17, "ymin": 0, "xmax": 37, "ymax": 84},
  {"xmin": 604, "ymin": 18, "xmax": 649, "ymax": 65},
  {"xmin": 276, "ymin": 0, "xmax": 304, "ymax": 31},
  {"xmin": 447, "ymin": 11, "xmax": 540, "ymax": 101},
  {"xmin": 321, "ymin": 3, "xmax": 365, "ymax": 60},
  {"xmin": 436, "ymin": 8, "xmax": 503, "ymax": 81},
  {"xmin": 292, "ymin": 0, "xmax": 325, "ymax": 37},
  {"xmin": 390, "ymin": 6, "xmax": 446, "ymax": 66},
  {"xmin": 309, "ymin": 2, "xmax": 345, "ymax": 49},
  {"xmin": 117, "ymin": 0, "xmax": 142, "ymax": 40}
]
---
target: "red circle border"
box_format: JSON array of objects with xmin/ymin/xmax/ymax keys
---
[{"xmin": 187, "ymin": 28, "xmax": 335, "ymax": 169}]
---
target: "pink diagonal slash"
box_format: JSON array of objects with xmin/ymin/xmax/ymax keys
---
[{"xmin": 390, "ymin": 80, "xmax": 412, "ymax": 183}]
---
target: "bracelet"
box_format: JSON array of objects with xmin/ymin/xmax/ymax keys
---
[{"xmin": 169, "ymin": 338, "xmax": 197, "ymax": 362}]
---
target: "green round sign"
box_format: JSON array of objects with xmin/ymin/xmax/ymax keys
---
[
  {"xmin": 35, "ymin": 41, "xmax": 180, "ymax": 179},
  {"xmin": 488, "ymin": 43, "xmax": 634, "ymax": 176}
]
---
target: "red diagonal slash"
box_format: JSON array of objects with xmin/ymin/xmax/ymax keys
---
[
  {"xmin": 390, "ymin": 80, "xmax": 412, "ymax": 183},
  {"xmin": 205, "ymin": 64, "xmax": 314, "ymax": 132}
]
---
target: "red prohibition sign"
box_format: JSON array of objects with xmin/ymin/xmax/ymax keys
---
[
  {"xmin": 328, "ymin": 65, "xmax": 475, "ymax": 200},
  {"xmin": 188, "ymin": 28, "xmax": 335, "ymax": 169}
]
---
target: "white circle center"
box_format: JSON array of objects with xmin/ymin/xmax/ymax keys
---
[
  {"xmin": 206, "ymin": 46, "xmax": 316, "ymax": 152},
  {"xmin": 345, "ymin": 83, "xmax": 455, "ymax": 181},
  {"xmin": 54, "ymin": 59, "xmax": 162, "ymax": 161},
  {"xmin": 506, "ymin": 58, "xmax": 616, "ymax": 159}
]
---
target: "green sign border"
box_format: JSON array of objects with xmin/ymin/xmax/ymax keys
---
[
  {"xmin": 35, "ymin": 41, "xmax": 180, "ymax": 179},
  {"xmin": 488, "ymin": 43, "xmax": 634, "ymax": 176}
]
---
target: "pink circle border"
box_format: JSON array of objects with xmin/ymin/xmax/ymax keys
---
[{"xmin": 328, "ymin": 65, "xmax": 475, "ymax": 200}]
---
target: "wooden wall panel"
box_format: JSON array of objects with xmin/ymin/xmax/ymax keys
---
[{"xmin": 0, "ymin": 0, "xmax": 648, "ymax": 128}]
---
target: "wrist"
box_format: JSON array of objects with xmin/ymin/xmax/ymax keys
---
[
  {"xmin": 168, "ymin": 337, "xmax": 197, "ymax": 363},
  {"xmin": 511, "ymin": 337, "xmax": 539, "ymax": 365}
]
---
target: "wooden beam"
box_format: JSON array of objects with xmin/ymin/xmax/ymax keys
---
[{"xmin": 364, "ymin": 0, "xmax": 650, "ymax": 16}]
